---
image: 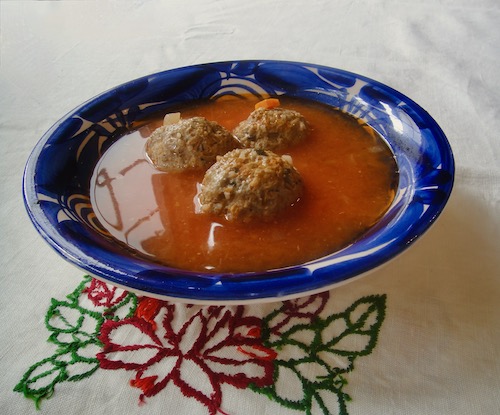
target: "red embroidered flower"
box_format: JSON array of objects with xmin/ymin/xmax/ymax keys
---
[
  {"xmin": 82, "ymin": 279, "xmax": 128, "ymax": 308},
  {"xmin": 97, "ymin": 300, "xmax": 275, "ymax": 414},
  {"xmin": 282, "ymin": 292, "xmax": 330, "ymax": 317},
  {"xmin": 267, "ymin": 292, "xmax": 330, "ymax": 342}
]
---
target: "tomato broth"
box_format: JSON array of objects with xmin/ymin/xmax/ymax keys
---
[{"xmin": 90, "ymin": 97, "xmax": 398, "ymax": 273}]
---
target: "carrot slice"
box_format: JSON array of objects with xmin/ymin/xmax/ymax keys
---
[{"xmin": 255, "ymin": 98, "xmax": 280, "ymax": 110}]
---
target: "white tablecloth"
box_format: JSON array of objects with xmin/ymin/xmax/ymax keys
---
[{"xmin": 1, "ymin": 1, "xmax": 499, "ymax": 414}]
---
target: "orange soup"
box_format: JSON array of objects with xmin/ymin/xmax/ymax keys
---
[{"xmin": 90, "ymin": 97, "xmax": 398, "ymax": 273}]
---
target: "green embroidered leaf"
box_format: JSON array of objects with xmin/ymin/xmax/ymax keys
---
[
  {"xmin": 272, "ymin": 364, "xmax": 305, "ymax": 403},
  {"xmin": 312, "ymin": 387, "xmax": 349, "ymax": 415},
  {"xmin": 347, "ymin": 296, "xmax": 385, "ymax": 332},
  {"xmin": 13, "ymin": 354, "xmax": 67, "ymax": 409},
  {"xmin": 46, "ymin": 301, "xmax": 83, "ymax": 332},
  {"xmin": 321, "ymin": 295, "xmax": 387, "ymax": 356},
  {"xmin": 45, "ymin": 300, "xmax": 104, "ymax": 346},
  {"xmin": 256, "ymin": 361, "xmax": 306, "ymax": 411}
]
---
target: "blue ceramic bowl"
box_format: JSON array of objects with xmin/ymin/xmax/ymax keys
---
[{"xmin": 23, "ymin": 60, "xmax": 454, "ymax": 304}]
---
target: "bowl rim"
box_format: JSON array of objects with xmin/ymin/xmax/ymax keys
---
[{"xmin": 23, "ymin": 59, "xmax": 455, "ymax": 303}]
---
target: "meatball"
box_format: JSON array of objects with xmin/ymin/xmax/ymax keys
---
[
  {"xmin": 232, "ymin": 107, "xmax": 308, "ymax": 150},
  {"xmin": 145, "ymin": 117, "xmax": 239, "ymax": 172},
  {"xmin": 199, "ymin": 148, "xmax": 303, "ymax": 222}
]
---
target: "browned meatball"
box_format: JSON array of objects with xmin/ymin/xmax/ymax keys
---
[
  {"xmin": 232, "ymin": 107, "xmax": 308, "ymax": 150},
  {"xmin": 145, "ymin": 117, "xmax": 239, "ymax": 172},
  {"xmin": 199, "ymin": 148, "xmax": 303, "ymax": 222}
]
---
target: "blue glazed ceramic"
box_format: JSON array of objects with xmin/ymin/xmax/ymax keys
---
[{"xmin": 23, "ymin": 61, "xmax": 454, "ymax": 303}]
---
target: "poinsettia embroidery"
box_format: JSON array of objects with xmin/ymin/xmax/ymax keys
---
[{"xmin": 97, "ymin": 298, "xmax": 275, "ymax": 414}]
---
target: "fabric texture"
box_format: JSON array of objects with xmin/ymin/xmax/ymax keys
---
[{"xmin": 1, "ymin": 1, "xmax": 499, "ymax": 414}]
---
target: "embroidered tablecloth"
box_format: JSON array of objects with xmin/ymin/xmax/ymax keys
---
[{"xmin": 1, "ymin": 1, "xmax": 499, "ymax": 414}]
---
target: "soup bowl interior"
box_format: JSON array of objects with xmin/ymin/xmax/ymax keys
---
[{"xmin": 23, "ymin": 60, "xmax": 454, "ymax": 304}]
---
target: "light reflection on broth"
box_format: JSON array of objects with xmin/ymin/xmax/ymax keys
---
[{"xmin": 90, "ymin": 97, "xmax": 398, "ymax": 273}]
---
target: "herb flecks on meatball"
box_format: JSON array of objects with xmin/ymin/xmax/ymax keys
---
[
  {"xmin": 145, "ymin": 117, "xmax": 239, "ymax": 172},
  {"xmin": 199, "ymin": 148, "xmax": 303, "ymax": 222},
  {"xmin": 233, "ymin": 107, "xmax": 308, "ymax": 151}
]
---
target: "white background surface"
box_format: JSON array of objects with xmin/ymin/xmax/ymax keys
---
[{"xmin": 1, "ymin": 1, "xmax": 499, "ymax": 414}]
